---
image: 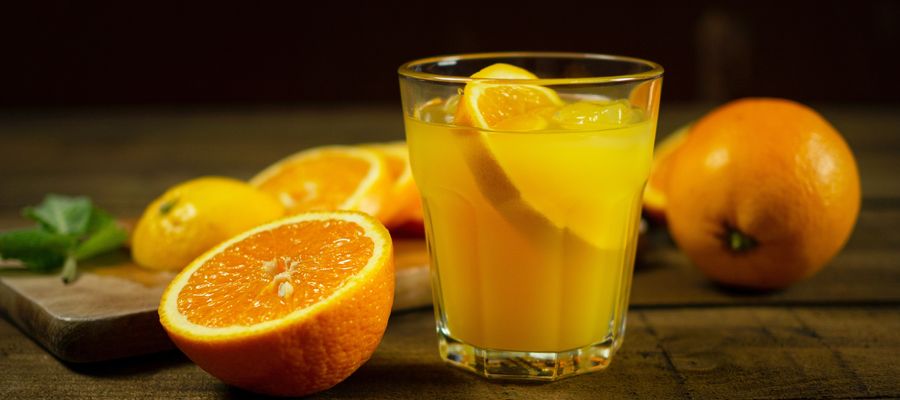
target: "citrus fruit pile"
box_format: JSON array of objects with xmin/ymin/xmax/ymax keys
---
[
  {"xmin": 159, "ymin": 211, "xmax": 394, "ymax": 396},
  {"xmin": 128, "ymin": 137, "xmax": 424, "ymax": 395},
  {"xmin": 643, "ymin": 98, "xmax": 861, "ymax": 289},
  {"xmin": 132, "ymin": 142, "xmax": 423, "ymax": 271}
]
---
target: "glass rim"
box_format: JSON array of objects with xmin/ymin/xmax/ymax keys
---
[{"xmin": 398, "ymin": 51, "xmax": 664, "ymax": 85}]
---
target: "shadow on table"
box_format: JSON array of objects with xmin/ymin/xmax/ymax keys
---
[
  {"xmin": 634, "ymin": 220, "xmax": 676, "ymax": 275},
  {"xmin": 62, "ymin": 349, "xmax": 191, "ymax": 377},
  {"xmin": 220, "ymin": 361, "xmax": 532, "ymax": 399}
]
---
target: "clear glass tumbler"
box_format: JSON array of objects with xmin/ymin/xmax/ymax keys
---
[{"xmin": 398, "ymin": 52, "xmax": 663, "ymax": 380}]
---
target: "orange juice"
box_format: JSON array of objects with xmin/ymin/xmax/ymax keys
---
[
  {"xmin": 400, "ymin": 53, "xmax": 663, "ymax": 379},
  {"xmin": 406, "ymin": 97, "xmax": 654, "ymax": 352}
]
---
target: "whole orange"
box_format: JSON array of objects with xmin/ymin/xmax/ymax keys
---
[{"xmin": 666, "ymin": 98, "xmax": 860, "ymax": 289}]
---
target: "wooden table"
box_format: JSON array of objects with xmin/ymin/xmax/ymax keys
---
[{"xmin": 1, "ymin": 104, "xmax": 898, "ymax": 399}]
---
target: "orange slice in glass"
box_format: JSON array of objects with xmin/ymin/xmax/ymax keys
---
[{"xmin": 457, "ymin": 63, "xmax": 563, "ymax": 130}]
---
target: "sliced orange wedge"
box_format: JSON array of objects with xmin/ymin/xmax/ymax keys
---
[
  {"xmin": 364, "ymin": 141, "xmax": 423, "ymax": 227},
  {"xmin": 643, "ymin": 124, "xmax": 690, "ymax": 221},
  {"xmin": 250, "ymin": 146, "xmax": 391, "ymax": 216},
  {"xmin": 159, "ymin": 211, "xmax": 394, "ymax": 396}
]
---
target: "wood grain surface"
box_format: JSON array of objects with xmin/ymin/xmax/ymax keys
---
[
  {"xmin": 0, "ymin": 239, "xmax": 430, "ymax": 363},
  {"xmin": 1, "ymin": 104, "xmax": 898, "ymax": 399},
  {"xmin": 2, "ymin": 307, "xmax": 896, "ymax": 399}
]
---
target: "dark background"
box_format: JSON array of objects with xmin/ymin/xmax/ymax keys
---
[{"xmin": 3, "ymin": 1, "xmax": 899, "ymax": 108}]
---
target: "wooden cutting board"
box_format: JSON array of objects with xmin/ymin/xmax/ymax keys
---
[{"xmin": 0, "ymin": 238, "xmax": 431, "ymax": 363}]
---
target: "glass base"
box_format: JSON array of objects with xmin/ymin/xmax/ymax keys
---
[{"xmin": 437, "ymin": 331, "xmax": 620, "ymax": 381}]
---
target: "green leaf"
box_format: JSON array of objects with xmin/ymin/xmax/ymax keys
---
[
  {"xmin": 0, "ymin": 228, "xmax": 73, "ymax": 271},
  {"xmin": 74, "ymin": 215, "xmax": 127, "ymax": 261},
  {"xmin": 84, "ymin": 206, "xmax": 115, "ymax": 235},
  {"xmin": 23, "ymin": 194, "xmax": 92, "ymax": 236},
  {"xmin": 3, "ymin": 196, "xmax": 127, "ymax": 282}
]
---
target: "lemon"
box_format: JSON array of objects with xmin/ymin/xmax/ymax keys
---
[{"xmin": 132, "ymin": 177, "xmax": 284, "ymax": 270}]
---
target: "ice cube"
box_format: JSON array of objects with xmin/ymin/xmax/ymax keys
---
[
  {"xmin": 553, "ymin": 100, "xmax": 635, "ymax": 130},
  {"xmin": 413, "ymin": 98, "xmax": 447, "ymax": 123}
]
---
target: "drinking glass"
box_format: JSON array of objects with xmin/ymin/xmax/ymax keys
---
[{"xmin": 398, "ymin": 52, "xmax": 663, "ymax": 380}]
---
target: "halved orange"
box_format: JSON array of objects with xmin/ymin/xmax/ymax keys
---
[
  {"xmin": 250, "ymin": 146, "xmax": 391, "ymax": 216},
  {"xmin": 643, "ymin": 125, "xmax": 690, "ymax": 221},
  {"xmin": 159, "ymin": 211, "xmax": 394, "ymax": 396},
  {"xmin": 363, "ymin": 141, "xmax": 422, "ymax": 227}
]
